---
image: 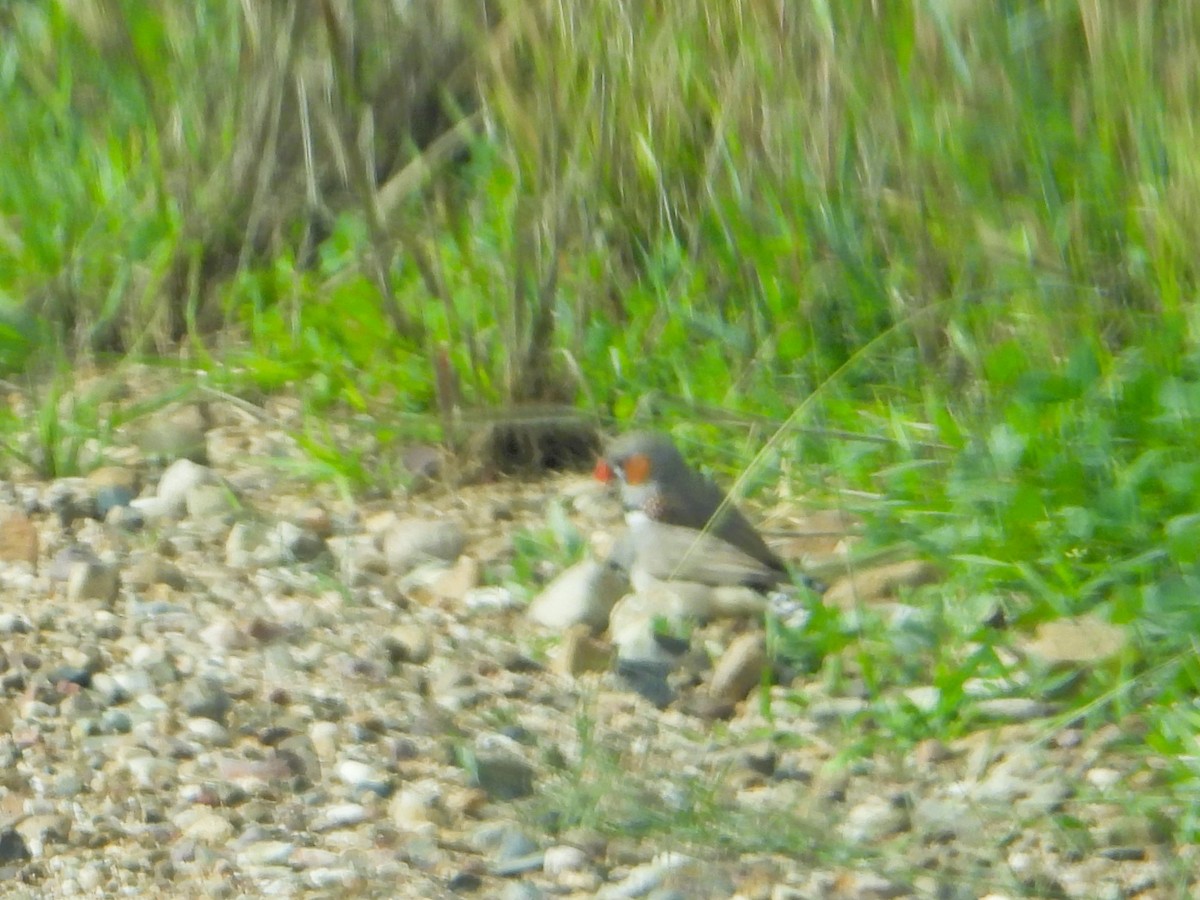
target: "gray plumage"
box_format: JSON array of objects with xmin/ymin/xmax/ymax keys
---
[{"xmin": 600, "ymin": 431, "xmax": 789, "ymax": 582}]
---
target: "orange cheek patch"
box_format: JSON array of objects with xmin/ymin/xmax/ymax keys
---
[
  {"xmin": 622, "ymin": 453, "xmax": 651, "ymax": 485},
  {"xmin": 593, "ymin": 459, "xmax": 615, "ymax": 482}
]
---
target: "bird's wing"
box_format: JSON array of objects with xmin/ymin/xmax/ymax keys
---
[
  {"xmin": 631, "ymin": 521, "xmax": 781, "ymax": 590},
  {"xmin": 670, "ymin": 473, "xmax": 789, "ymax": 575}
]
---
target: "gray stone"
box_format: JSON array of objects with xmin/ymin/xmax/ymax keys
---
[
  {"xmin": 383, "ymin": 519, "xmax": 465, "ymax": 574},
  {"xmin": 470, "ymin": 747, "xmax": 535, "ymax": 801},
  {"xmin": 527, "ymin": 558, "xmax": 629, "ymax": 631},
  {"xmin": 839, "ymin": 797, "xmax": 909, "ymax": 844},
  {"xmin": 66, "ymin": 561, "xmax": 120, "ymax": 606},
  {"xmin": 185, "ymin": 483, "xmax": 239, "ymax": 520},
  {"xmin": 179, "ymin": 677, "xmax": 231, "ymax": 724},
  {"xmin": 157, "ymin": 459, "xmax": 219, "ymax": 515}
]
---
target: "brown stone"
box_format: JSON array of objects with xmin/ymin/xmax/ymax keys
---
[
  {"xmin": 823, "ymin": 559, "xmax": 939, "ymax": 607},
  {"xmin": 552, "ymin": 626, "xmax": 613, "ymax": 677},
  {"xmin": 773, "ymin": 508, "xmax": 862, "ymax": 567},
  {"xmin": 0, "ymin": 514, "xmax": 38, "ymax": 566},
  {"xmin": 709, "ymin": 632, "xmax": 768, "ymax": 704}
]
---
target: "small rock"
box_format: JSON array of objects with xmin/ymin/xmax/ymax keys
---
[
  {"xmin": 278, "ymin": 521, "xmax": 326, "ymax": 562},
  {"xmin": 89, "ymin": 466, "xmax": 139, "ymax": 516},
  {"xmin": 473, "ymin": 823, "xmax": 539, "ymax": 859},
  {"xmin": 87, "ymin": 465, "xmax": 139, "ymax": 494},
  {"xmin": 138, "ymin": 404, "xmax": 210, "ymax": 463},
  {"xmin": 608, "ymin": 592, "xmax": 691, "ymax": 666},
  {"xmin": 186, "ymin": 483, "xmax": 239, "ymax": 520},
  {"xmin": 839, "ymin": 797, "xmax": 909, "ymax": 844},
  {"xmin": 390, "ymin": 780, "xmax": 446, "ymax": 832},
  {"xmin": 94, "ymin": 484, "xmax": 135, "ymax": 517},
  {"xmin": 179, "ymin": 677, "xmax": 232, "ymax": 724},
  {"xmin": 1020, "ymin": 614, "xmax": 1128, "ymax": 666},
  {"xmin": 383, "ymin": 625, "xmax": 432, "ymax": 665},
  {"xmin": 313, "ymin": 803, "xmax": 370, "ymax": 831},
  {"xmin": 277, "ymin": 735, "xmax": 323, "ymax": 785},
  {"xmin": 42, "ymin": 478, "xmax": 98, "ymax": 525},
  {"xmin": 66, "ymin": 561, "xmax": 120, "ymax": 606},
  {"xmin": 383, "ymin": 519, "xmax": 465, "ymax": 575},
  {"xmin": 903, "ymin": 686, "xmax": 941, "ymax": 713},
  {"xmin": 596, "ymin": 852, "xmax": 694, "ymax": 899},
  {"xmin": 0, "ymin": 829, "xmax": 30, "ymax": 864},
  {"xmin": 972, "ymin": 698, "xmax": 1056, "ymax": 721},
  {"xmin": 0, "ymin": 612, "xmax": 32, "ymax": 634},
  {"xmin": 14, "ymin": 814, "xmax": 71, "ymax": 854},
  {"xmin": 199, "ymin": 619, "xmax": 248, "ymax": 653},
  {"xmin": 127, "ymin": 495, "xmax": 173, "ymax": 521},
  {"xmin": 462, "ymin": 586, "xmax": 520, "ymax": 612},
  {"xmin": 125, "ymin": 755, "xmax": 176, "ymax": 789},
  {"xmin": 310, "ymin": 722, "xmax": 341, "ymax": 760},
  {"xmin": 335, "ymin": 760, "xmax": 390, "ymax": 796},
  {"xmin": 236, "ymin": 840, "xmax": 294, "ymax": 868},
  {"xmin": 912, "ymin": 797, "xmax": 978, "ymax": 842},
  {"xmin": 709, "ymin": 632, "xmax": 768, "ymax": 704},
  {"xmin": 125, "ymin": 557, "xmax": 187, "ymax": 590},
  {"xmin": 0, "ymin": 514, "xmax": 38, "ymax": 566},
  {"xmin": 551, "ymin": 626, "xmax": 613, "ymax": 677},
  {"xmin": 543, "ymin": 845, "xmax": 589, "ymax": 876},
  {"xmin": 48, "ymin": 544, "xmax": 100, "ymax": 581},
  {"xmin": 501, "ymin": 883, "xmax": 547, "ymax": 900},
  {"xmin": 469, "ymin": 746, "xmax": 535, "ymax": 801},
  {"xmin": 839, "ymin": 871, "xmax": 911, "ymax": 899},
  {"xmin": 328, "ymin": 534, "xmax": 389, "ymax": 579},
  {"xmin": 527, "ymin": 558, "xmax": 629, "ymax": 631},
  {"xmin": 1086, "ymin": 767, "xmax": 1122, "ymax": 791},
  {"xmin": 186, "ymin": 717, "xmax": 232, "ymax": 746},
  {"xmin": 179, "ymin": 811, "xmax": 235, "ymax": 844},
  {"xmin": 157, "ymin": 459, "xmax": 220, "ymax": 516},
  {"xmin": 99, "ymin": 709, "xmax": 133, "ymax": 734},
  {"xmin": 911, "ymin": 738, "xmax": 952, "ymax": 768},
  {"xmin": 430, "ymin": 556, "xmax": 480, "ymax": 602},
  {"xmin": 402, "ymin": 443, "xmax": 442, "ymax": 480},
  {"xmin": 614, "ymin": 658, "xmax": 675, "ymax": 708},
  {"xmin": 225, "ymin": 521, "xmax": 282, "ymax": 569},
  {"xmin": 1015, "ymin": 780, "xmax": 1071, "ymax": 817},
  {"xmin": 823, "ymin": 560, "xmax": 939, "ymax": 607}
]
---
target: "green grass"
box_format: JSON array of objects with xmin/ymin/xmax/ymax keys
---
[{"xmin": 5, "ymin": 0, "xmax": 1200, "ymax": 868}]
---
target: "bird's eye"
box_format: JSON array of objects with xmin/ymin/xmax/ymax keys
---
[{"xmin": 622, "ymin": 453, "xmax": 652, "ymax": 485}]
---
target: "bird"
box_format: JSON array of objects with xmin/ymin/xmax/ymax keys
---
[{"xmin": 594, "ymin": 431, "xmax": 793, "ymax": 590}]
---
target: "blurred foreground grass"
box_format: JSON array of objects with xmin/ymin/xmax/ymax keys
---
[{"xmin": 5, "ymin": 0, "xmax": 1200, "ymax": 844}]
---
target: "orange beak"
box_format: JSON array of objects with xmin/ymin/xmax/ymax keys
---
[{"xmin": 594, "ymin": 459, "xmax": 615, "ymax": 482}]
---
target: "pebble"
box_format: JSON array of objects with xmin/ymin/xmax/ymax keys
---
[
  {"xmin": 186, "ymin": 483, "xmax": 239, "ymax": 519},
  {"xmin": 551, "ymin": 626, "xmax": 613, "ymax": 676},
  {"xmin": 66, "ymin": 561, "xmax": 120, "ymax": 606},
  {"xmin": 823, "ymin": 559, "xmax": 939, "ymax": 607},
  {"xmin": 708, "ymin": 632, "xmax": 767, "ymax": 704},
  {"xmin": 157, "ymin": 459, "xmax": 220, "ymax": 515},
  {"xmin": 335, "ymin": 760, "xmax": 391, "ymax": 795},
  {"xmin": 179, "ymin": 811, "xmax": 236, "ymax": 844},
  {"xmin": 840, "ymin": 797, "xmax": 910, "ymax": 844},
  {"xmin": 178, "ymin": 677, "xmax": 232, "ymax": 723},
  {"xmin": 383, "ymin": 519, "xmax": 466, "ymax": 574},
  {"xmin": 1086, "ymin": 767, "xmax": 1122, "ymax": 791},
  {"xmin": 236, "ymin": 840, "xmax": 295, "ymax": 867},
  {"xmin": 0, "ymin": 513, "xmax": 38, "ymax": 565},
  {"xmin": 543, "ymin": 844, "xmax": 590, "ymax": 875},
  {"xmin": 526, "ymin": 558, "xmax": 628, "ymax": 630},
  {"xmin": 313, "ymin": 802, "xmax": 371, "ymax": 830}
]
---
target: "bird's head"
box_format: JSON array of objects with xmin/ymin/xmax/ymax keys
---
[{"xmin": 594, "ymin": 432, "xmax": 687, "ymax": 515}]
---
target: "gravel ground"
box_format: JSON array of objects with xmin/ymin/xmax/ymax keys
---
[{"xmin": 0, "ymin": 398, "xmax": 1192, "ymax": 899}]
